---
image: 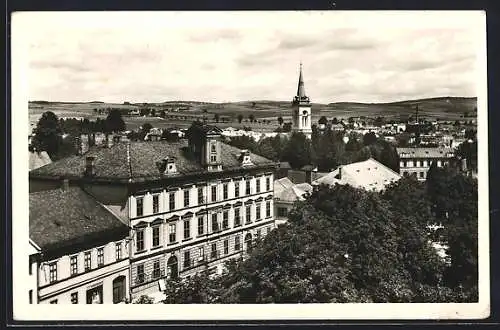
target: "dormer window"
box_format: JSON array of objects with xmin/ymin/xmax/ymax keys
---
[
  {"xmin": 239, "ymin": 150, "xmax": 253, "ymax": 166},
  {"xmin": 157, "ymin": 156, "xmax": 178, "ymax": 175}
]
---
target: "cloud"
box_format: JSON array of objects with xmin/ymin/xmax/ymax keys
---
[{"xmin": 22, "ymin": 12, "xmax": 483, "ymax": 104}]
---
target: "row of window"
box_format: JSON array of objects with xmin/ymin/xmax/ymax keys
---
[
  {"xmin": 135, "ymin": 202, "xmax": 272, "ymax": 252},
  {"xmin": 135, "ymin": 176, "xmax": 272, "ymax": 217},
  {"xmin": 135, "ymin": 227, "xmax": 272, "ymax": 285},
  {"xmin": 44, "ymin": 277, "xmax": 125, "ymax": 304},
  {"xmin": 400, "ymin": 159, "xmax": 446, "ymax": 168},
  {"xmin": 48, "ymin": 242, "xmax": 124, "ymax": 284},
  {"xmin": 401, "ymin": 171, "xmax": 427, "ymax": 179}
]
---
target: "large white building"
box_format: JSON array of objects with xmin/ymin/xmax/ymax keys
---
[
  {"xmin": 397, "ymin": 147, "xmax": 455, "ymax": 181},
  {"xmin": 30, "ymin": 123, "xmax": 277, "ymax": 302}
]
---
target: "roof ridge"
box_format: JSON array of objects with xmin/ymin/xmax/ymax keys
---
[
  {"xmin": 127, "ymin": 142, "xmax": 133, "ymax": 182},
  {"xmin": 79, "ymin": 188, "xmax": 128, "ymax": 227},
  {"xmin": 365, "ymin": 157, "xmax": 401, "ymax": 177}
]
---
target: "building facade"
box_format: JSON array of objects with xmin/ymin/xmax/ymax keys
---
[
  {"xmin": 292, "ymin": 63, "xmax": 312, "ymax": 139},
  {"xmin": 397, "ymin": 147, "xmax": 455, "ymax": 181},
  {"xmin": 29, "ymin": 186, "xmax": 130, "ymax": 304},
  {"xmin": 30, "ymin": 123, "xmax": 277, "ymax": 302}
]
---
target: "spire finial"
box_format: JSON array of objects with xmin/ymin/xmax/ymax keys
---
[{"xmin": 296, "ymin": 61, "xmax": 306, "ymax": 98}]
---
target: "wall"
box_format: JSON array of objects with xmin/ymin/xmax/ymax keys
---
[
  {"xmin": 399, "ymin": 158, "xmax": 451, "ymax": 181},
  {"xmin": 38, "ymin": 238, "xmax": 130, "ymax": 304},
  {"xmin": 127, "ymin": 171, "xmax": 276, "ymax": 299}
]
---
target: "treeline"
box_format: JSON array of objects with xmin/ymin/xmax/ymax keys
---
[
  {"xmin": 30, "ymin": 110, "xmax": 126, "ymax": 160},
  {"xmin": 226, "ymin": 127, "xmax": 400, "ymax": 172},
  {"xmin": 152, "ymin": 167, "xmax": 477, "ymax": 304}
]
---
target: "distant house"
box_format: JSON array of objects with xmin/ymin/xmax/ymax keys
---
[
  {"xmin": 397, "ymin": 147, "xmax": 455, "ymax": 181},
  {"xmin": 145, "ymin": 128, "xmax": 163, "ymax": 141},
  {"xmin": 274, "ymin": 177, "xmax": 313, "ymax": 225},
  {"xmin": 312, "ymin": 158, "xmax": 401, "ymax": 192},
  {"xmin": 330, "ymin": 123, "xmax": 345, "ymax": 131},
  {"xmin": 29, "ymin": 151, "xmax": 52, "ymax": 171}
]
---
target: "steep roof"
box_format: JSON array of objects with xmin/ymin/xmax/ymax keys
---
[
  {"xmin": 297, "ymin": 63, "xmax": 307, "ymax": 98},
  {"xmin": 29, "ymin": 186, "xmax": 129, "ymax": 256},
  {"xmin": 30, "ymin": 140, "xmax": 276, "ymax": 182},
  {"xmin": 312, "ymin": 158, "xmax": 401, "ymax": 192},
  {"xmin": 397, "ymin": 147, "xmax": 455, "ymax": 159},
  {"xmin": 29, "ymin": 151, "xmax": 52, "ymax": 171},
  {"xmin": 274, "ymin": 178, "xmax": 312, "ymax": 203}
]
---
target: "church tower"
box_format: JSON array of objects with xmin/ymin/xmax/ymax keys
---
[{"xmin": 292, "ymin": 63, "xmax": 312, "ymax": 139}]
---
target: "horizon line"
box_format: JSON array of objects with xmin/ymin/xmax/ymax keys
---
[{"xmin": 29, "ymin": 95, "xmax": 478, "ymax": 106}]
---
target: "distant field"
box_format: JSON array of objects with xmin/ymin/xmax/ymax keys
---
[{"xmin": 29, "ymin": 96, "xmax": 477, "ymax": 132}]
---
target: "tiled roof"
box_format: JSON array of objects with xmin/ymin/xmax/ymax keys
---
[
  {"xmin": 274, "ymin": 177, "xmax": 295, "ymax": 197},
  {"xmin": 313, "ymin": 158, "xmax": 401, "ymax": 192},
  {"xmin": 29, "ymin": 187, "xmax": 129, "ymax": 254},
  {"xmin": 274, "ymin": 178, "xmax": 313, "ymax": 202},
  {"xmin": 397, "ymin": 147, "xmax": 455, "ymax": 159},
  {"xmin": 30, "ymin": 140, "xmax": 276, "ymax": 182},
  {"xmin": 29, "ymin": 151, "xmax": 52, "ymax": 171}
]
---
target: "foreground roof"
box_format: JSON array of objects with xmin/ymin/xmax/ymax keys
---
[
  {"xmin": 30, "ymin": 140, "xmax": 276, "ymax": 182},
  {"xmin": 274, "ymin": 178, "xmax": 313, "ymax": 202},
  {"xmin": 312, "ymin": 158, "xmax": 401, "ymax": 192},
  {"xmin": 29, "ymin": 186, "xmax": 128, "ymax": 255},
  {"xmin": 29, "ymin": 151, "xmax": 51, "ymax": 171},
  {"xmin": 397, "ymin": 147, "xmax": 455, "ymax": 159}
]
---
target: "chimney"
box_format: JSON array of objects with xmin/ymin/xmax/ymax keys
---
[
  {"xmin": 85, "ymin": 156, "xmax": 95, "ymax": 176},
  {"xmin": 461, "ymin": 158, "xmax": 467, "ymax": 172},
  {"xmin": 338, "ymin": 166, "xmax": 342, "ymax": 180},
  {"xmin": 305, "ymin": 167, "xmax": 312, "ymax": 184},
  {"xmin": 75, "ymin": 134, "xmax": 90, "ymax": 155},
  {"xmin": 61, "ymin": 179, "xmax": 69, "ymax": 191},
  {"xmin": 106, "ymin": 134, "xmax": 114, "ymax": 148}
]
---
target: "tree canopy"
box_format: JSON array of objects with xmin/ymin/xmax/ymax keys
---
[
  {"xmin": 105, "ymin": 109, "xmax": 126, "ymax": 133},
  {"xmin": 161, "ymin": 173, "xmax": 478, "ymax": 303},
  {"xmin": 31, "ymin": 111, "xmax": 63, "ymax": 158}
]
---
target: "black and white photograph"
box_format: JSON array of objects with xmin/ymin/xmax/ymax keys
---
[{"xmin": 12, "ymin": 10, "xmax": 488, "ymax": 320}]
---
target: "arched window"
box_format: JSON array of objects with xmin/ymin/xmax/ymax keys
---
[
  {"xmin": 112, "ymin": 275, "xmax": 126, "ymax": 304},
  {"xmin": 167, "ymin": 255, "xmax": 178, "ymax": 280},
  {"xmin": 244, "ymin": 233, "xmax": 253, "ymax": 253}
]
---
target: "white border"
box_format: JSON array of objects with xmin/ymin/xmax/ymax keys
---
[{"xmin": 12, "ymin": 10, "xmax": 489, "ymax": 320}]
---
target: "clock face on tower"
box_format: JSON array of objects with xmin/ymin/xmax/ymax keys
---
[{"xmin": 302, "ymin": 110, "xmax": 308, "ymax": 115}]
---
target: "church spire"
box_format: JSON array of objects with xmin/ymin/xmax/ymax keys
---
[{"xmin": 296, "ymin": 62, "xmax": 306, "ymax": 98}]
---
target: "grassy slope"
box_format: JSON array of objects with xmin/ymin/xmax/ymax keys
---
[{"xmin": 29, "ymin": 96, "xmax": 477, "ymax": 131}]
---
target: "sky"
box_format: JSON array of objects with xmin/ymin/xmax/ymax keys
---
[{"xmin": 16, "ymin": 11, "xmax": 485, "ymax": 104}]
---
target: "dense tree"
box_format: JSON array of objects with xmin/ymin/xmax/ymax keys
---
[
  {"xmin": 237, "ymin": 114, "xmax": 244, "ymax": 123},
  {"xmin": 31, "ymin": 111, "xmax": 63, "ymax": 158},
  {"xmin": 312, "ymin": 129, "xmax": 344, "ymax": 171},
  {"xmin": 374, "ymin": 116, "xmax": 384, "ymax": 127},
  {"xmin": 283, "ymin": 132, "xmax": 314, "ymax": 169},
  {"xmin": 214, "ymin": 113, "xmax": 220, "ymax": 123},
  {"xmin": 105, "ymin": 109, "xmax": 126, "ymax": 133},
  {"xmin": 162, "ymin": 180, "xmax": 476, "ymax": 303},
  {"xmin": 363, "ymin": 132, "xmax": 378, "ymax": 146},
  {"xmin": 277, "ymin": 116, "xmax": 284, "ymax": 126},
  {"xmin": 282, "ymin": 122, "xmax": 292, "ymax": 132},
  {"xmin": 249, "ymin": 114, "xmax": 255, "ymax": 123},
  {"xmin": 332, "ymin": 117, "xmax": 339, "ymax": 124},
  {"xmin": 227, "ymin": 135, "xmax": 259, "ymax": 153},
  {"xmin": 426, "ymin": 166, "xmax": 478, "ymax": 295},
  {"xmin": 318, "ymin": 116, "xmax": 328, "ymax": 126},
  {"xmin": 396, "ymin": 132, "xmax": 411, "ymax": 147}
]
